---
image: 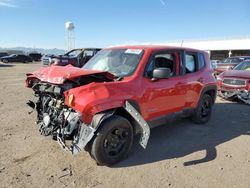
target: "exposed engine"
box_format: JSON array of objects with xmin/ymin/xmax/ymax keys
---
[
  {"xmin": 26, "ymin": 72, "xmax": 115, "ymax": 153},
  {"xmin": 27, "ymin": 80, "xmax": 83, "ymax": 151}
]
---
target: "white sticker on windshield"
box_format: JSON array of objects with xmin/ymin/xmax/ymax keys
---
[{"xmin": 125, "ymin": 49, "xmax": 142, "ymax": 55}]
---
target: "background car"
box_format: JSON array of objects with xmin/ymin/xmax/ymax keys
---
[
  {"xmin": 42, "ymin": 48, "xmax": 101, "ymax": 67},
  {"xmin": 0, "ymin": 52, "xmax": 9, "ymax": 58},
  {"xmin": 217, "ymin": 60, "xmax": 250, "ymax": 103},
  {"xmin": 214, "ymin": 56, "xmax": 250, "ymax": 74},
  {"xmin": 28, "ymin": 52, "xmax": 42, "ymax": 61},
  {"xmin": 210, "ymin": 60, "xmax": 220, "ymax": 69},
  {"xmin": 0, "ymin": 54, "xmax": 33, "ymax": 63}
]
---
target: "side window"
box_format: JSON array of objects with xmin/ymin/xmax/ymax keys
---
[
  {"xmin": 185, "ymin": 53, "xmax": 196, "ymax": 73},
  {"xmin": 198, "ymin": 53, "xmax": 206, "ymax": 69},
  {"xmin": 145, "ymin": 52, "xmax": 177, "ymax": 77}
]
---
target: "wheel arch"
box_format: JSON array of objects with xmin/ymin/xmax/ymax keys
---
[
  {"xmin": 89, "ymin": 100, "xmax": 150, "ymax": 149},
  {"xmin": 91, "ymin": 99, "xmax": 142, "ymax": 135},
  {"xmin": 200, "ymin": 85, "xmax": 217, "ymax": 104}
]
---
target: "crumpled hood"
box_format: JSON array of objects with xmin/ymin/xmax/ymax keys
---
[
  {"xmin": 221, "ymin": 70, "xmax": 250, "ymax": 79},
  {"xmin": 27, "ymin": 65, "xmax": 114, "ymax": 84}
]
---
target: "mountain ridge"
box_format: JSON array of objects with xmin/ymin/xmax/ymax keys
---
[{"xmin": 0, "ymin": 47, "xmax": 65, "ymax": 55}]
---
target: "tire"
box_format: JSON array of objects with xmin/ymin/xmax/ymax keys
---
[
  {"xmin": 191, "ymin": 94, "xmax": 213, "ymax": 124},
  {"xmin": 3, "ymin": 59, "xmax": 8, "ymax": 63},
  {"xmin": 90, "ymin": 115, "xmax": 133, "ymax": 166}
]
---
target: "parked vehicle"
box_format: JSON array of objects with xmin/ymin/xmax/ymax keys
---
[
  {"xmin": 0, "ymin": 52, "xmax": 9, "ymax": 58},
  {"xmin": 28, "ymin": 52, "xmax": 42, "ymax": 61},
  {"xmin": 26, "ymin": 45, "xmax": 217, "ymax": 166},
  {"xmin": 210, "ymin": 60, "xmax": 220, "ymax": 69},
  {"xmin": 0, "ymin": 54, "xmax": 32, "ymax": 63},
  {"xmin": 217, "ymin": 60, "xmax": 250, "ymax": 104},
  {"xmin": 214, "ymin": 56, "xmax": 250, "ymax": 75},
  {"xmin": 42, "ymin": 48, "xmax": 101, "ymax": 67}
]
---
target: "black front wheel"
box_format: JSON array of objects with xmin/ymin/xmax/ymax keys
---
[
  {"xmin": 191, "ymin": 94, "xmax": 213, "ymax": 124},
  {"xmin": 89, "ymin": 115, "xmax": 133, "ymax": 166}
]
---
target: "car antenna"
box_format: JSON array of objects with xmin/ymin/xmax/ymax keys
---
[{"xmin": 180, "ymin": 40, "xmax": 184, "ymax": 47}]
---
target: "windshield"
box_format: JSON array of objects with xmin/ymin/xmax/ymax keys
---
[
  {"xmin": 65, "ymin": 49, "xmax": 82, "ymax": 57},
  {"xmin": 82, "ymin": 49, "xmax": 144, "ymax": 77},
  {"xmin": 233, "ymin": 61, "xmax": 250, "ymax": 71},
  {"xmin": 223, "ymin": 58, "xmax": 242, "ymax": 64}
]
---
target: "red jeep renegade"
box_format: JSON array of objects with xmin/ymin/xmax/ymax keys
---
[{"xmin": 26, "ymin": 45, "xmax": 217, "ymax": 166}]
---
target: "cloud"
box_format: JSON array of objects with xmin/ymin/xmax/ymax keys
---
[
  {"xmin": 159, "ymin": 0, "xmax": 166, "ymax": 6},
  {"xmin": 0, "ymin": 0, "xmax": 17, "ymax": 8}
]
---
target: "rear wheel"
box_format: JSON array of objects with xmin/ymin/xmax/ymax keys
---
[
  {"xmin": 191, "ymin": 94, "xmax": 213, "ymax": 124},
  {"xmin": 89, "ymin": 115, "xmax": 133, "ymax": 166},
  {"xmin": 3, "ymin": 59, "xmax": 8, "ymax": 63}
]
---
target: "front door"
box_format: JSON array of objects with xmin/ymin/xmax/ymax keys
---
[{"xmin": 141, "ymin": 50, "xmax": 187, "ymax": 121}]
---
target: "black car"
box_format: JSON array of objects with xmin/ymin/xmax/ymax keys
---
[
  {"xmin": 42, "ymin": 48, "xmax": 101, "ymax": 67},
  {"xmin": 0, "ymin": 54, "xmax": 33, "ymax": 63},
  {"xmin": 28, "ymin": 53, "xmax": 42, "ymax": 61},
  {"xmin": 0, "ymin": 52, "xmax": 9, "ymax": 58}
]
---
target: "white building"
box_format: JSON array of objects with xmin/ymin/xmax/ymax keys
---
[{"xmin": 166, "ymin": 37, "xmax": 250, "ymax": 60}]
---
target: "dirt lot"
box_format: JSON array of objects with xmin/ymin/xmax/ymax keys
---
[{"xmin": 0, "ymin": 62, "xmax": 249, "ymax": 188}]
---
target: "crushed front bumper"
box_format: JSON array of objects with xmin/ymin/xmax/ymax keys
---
[{"xmin": 218, "ymin": 89, "xmax": 250, "ymax": 104}]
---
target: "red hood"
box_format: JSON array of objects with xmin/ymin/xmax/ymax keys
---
[
  {"xmin": 221, "ymin": 70, "xmax": 250, "ymax": 79},
  {"xmin": 27, "ymin": 65, "xmax": 114, "ymax": 84}
]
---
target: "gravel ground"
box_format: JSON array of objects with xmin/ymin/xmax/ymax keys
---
[{"xmin": 0, "ymin": 62, "xmax": 249, "ymax": 188}]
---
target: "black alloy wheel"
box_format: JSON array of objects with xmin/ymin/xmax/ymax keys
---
[{"xmin": 90, "ymin": 115, "xmax": 133, "ymax": 166}]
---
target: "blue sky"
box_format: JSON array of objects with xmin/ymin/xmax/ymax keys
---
[{"xmin": 0, "ymin": 0, "xmax": 249, "ymax": 49}]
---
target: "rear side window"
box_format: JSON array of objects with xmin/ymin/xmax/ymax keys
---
[
  {"xmin": 185, "ymin": 54, "xmax": 196, "ymax": 73},
  {"xmin": 198, "ymin": 53, "xmax": 206, "ymax": 69}
]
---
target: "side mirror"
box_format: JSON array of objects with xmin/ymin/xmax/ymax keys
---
[{"xmin": 152, "ymin": 68, "xmax": 171, "ymax": 80}]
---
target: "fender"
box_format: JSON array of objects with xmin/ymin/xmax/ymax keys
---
[
  {"xmin": 123, "ymin": 101, "xmax": 150, "ymax": 149},
  {"xmin": 71, "ymin": 101, "xmax": 150, "ymax": 154},
  {"xmin": 64, "ymin": 82, "xmax": 135, "ymax": 124}
]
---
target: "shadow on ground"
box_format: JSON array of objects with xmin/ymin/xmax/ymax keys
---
[
  {"xmin": 114, "ymin": 102, "xmax": 250, "ymax": 168},
  {"xmin": 0, "ymin": 64, "xmax": 15, "ymax": 67}
]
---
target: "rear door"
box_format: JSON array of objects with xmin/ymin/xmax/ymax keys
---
[
  {"xmin": 12, "ymin": 55, "xmax": 19, "ymax": 62},
  {"xmin": 19, "ymin": 55, "xmax": 25, "ymax": 62},
  {"xmin": 182, "ymin": 51, "xmax": 206, "ymax": 108}
]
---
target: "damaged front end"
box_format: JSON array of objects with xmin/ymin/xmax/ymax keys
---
[
  {"xmin": 26, "ymin": 80, "xmax": 88, "ymax": 152},
  {"xmin": 25, "ymin": 66, "xmax": 117, "ymax": 154},
  {"xmin": 218, "ymin": 89, "xmax": 250, "ymax": 104},
  {"xmin": 26, "ymin": 66, "xmax": 151, "ymax": 156}
]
